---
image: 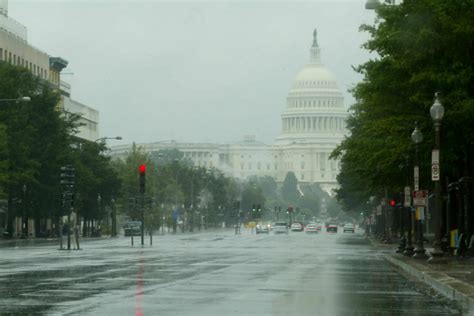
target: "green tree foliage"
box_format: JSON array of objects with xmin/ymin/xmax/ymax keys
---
[
  {"xmin": 0, "ymin": 61, "xmax": 122, "ymax": 236},
  {"xmin": 281, "ymin": 172, "xmax": 299, "ymax": 205},
  {"xmin": 333, "ymin": 0, "xmax": 474, "ymax": 211}
]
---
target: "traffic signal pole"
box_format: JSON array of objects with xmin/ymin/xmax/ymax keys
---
[{"xmin": 139, "ymin": 164, "xmax": 146, "ymax": 246}]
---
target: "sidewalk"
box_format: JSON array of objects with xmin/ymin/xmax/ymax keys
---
[{"xmin": 369, "ymin": 235, "xmax": 474, "ymax": 314}]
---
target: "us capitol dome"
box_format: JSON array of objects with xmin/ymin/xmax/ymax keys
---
[
  {"xmin": 273, "ymin": 29, "xmax": 348, "ymax": 192},
  {"xmin": 109, "ymin": 29, "xmax": 347, "ymax": 194}
]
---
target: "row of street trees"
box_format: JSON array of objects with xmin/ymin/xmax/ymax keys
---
[
  {"xmin": 113, "ymin": 146, "xmax": 244, "ymax": 232},
  {"xmin": 332, "ymin": 1, "xmax": 474, "ymax": 253},
  {"xmin": 0, "ymin": 61, "xmax": 120, "ymax": 237}
]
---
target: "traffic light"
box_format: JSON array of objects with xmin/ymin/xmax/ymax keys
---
[
  {"xmin": 252, "ymin": 204, "xmax": 256, "ymax": 212},
  {"xmin": 287, "ymin": 206, "xmax": 294, "ymax": 213},
  {"xmin": 139, "ymin": 164, "xmax": 146, "ymax": 193},
  {"xmin": 390, "ymin": 199, "xmax": 395, "ymax": 207},
  {"xmin": 60, "ymin": 165, "xmax": 75, "ymax": 215},
  {"xmin": 257, "ymin": 204, "xmax": 261, "ymax": 213},
  {"xmin": 60, "ymin": 165, "xmax": 75, "ymax": 188}
]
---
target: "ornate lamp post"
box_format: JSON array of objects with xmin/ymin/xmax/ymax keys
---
[
  {"xmin": 412, "ymin": 122, "xmax": 428, "ymax": 259},
  {"xmin": 428, "ymin": 93, "xmax": 446, "ymax": 263},
  {"xmin": 0, "ymin": 96, "xmax": 31, "ymax": 103}
]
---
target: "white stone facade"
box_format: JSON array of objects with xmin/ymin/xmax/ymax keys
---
[{"xmin": 109, "ymin": 30, "xmax": 347, "ymax": 193}]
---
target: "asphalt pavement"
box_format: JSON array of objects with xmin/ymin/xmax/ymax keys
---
[{"xmin": 0, "ymin": 228, "xmax": 463, "ymax": 315}]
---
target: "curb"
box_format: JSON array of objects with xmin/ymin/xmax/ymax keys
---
[{"xmin": 382, "ymin": 252, "xmax": 474, "ymax": 315}]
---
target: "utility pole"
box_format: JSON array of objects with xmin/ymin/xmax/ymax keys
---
[
  {"xmin": 139, "ymin": 164, "xmax": 146, "ymax": 246},
  {"xmin": 60, "ymin": 165, "xmax": 75, "ymax": 250}
]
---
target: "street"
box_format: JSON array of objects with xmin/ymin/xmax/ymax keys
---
[{"xmin": 0, "ymin": 229, "xmax": 461, "ymax": 315}]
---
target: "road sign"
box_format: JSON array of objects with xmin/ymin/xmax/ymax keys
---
[
  {"xmin": 415, "ymin": 207, "xmax": 425, "ymax": 220},
  {"xmin": 414, "ymin": 166, "xmax": 419, "ymax": 191},
  {"xmin": 432, "ymin": 163, "xmax": 440, "ymax": 181},
  {"xmin": 432, "ymin": 149, "xmax": 439, "ymax": 163},
  {"xmin": 404, "ymin": 186, "xmax": 411, "ymax": 207},
  {"xmin": 413, "ymin": 190, "xmax": 428, "ymax": 206}
]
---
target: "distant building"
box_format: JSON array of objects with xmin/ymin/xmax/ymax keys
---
[
  {"xmin": 0, "ymin": 1, "xmax": 99, "ymax": 237},
  {"xmin": 0, "ymin": 0, "xmax": 99, "ymax": 143},
  {"xmin": 109, "ymin": 29, "xmax": 348, "ymax": 194},
  {"xmin": 60, "ymin": 81, "xmax": 99, "ymax": 142}
]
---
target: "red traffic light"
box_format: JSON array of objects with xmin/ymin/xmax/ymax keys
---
[
  {"xmin": 390, "ymin": 199, "xmax": 395, "ymax": 207},
  {"xmin": 139, "ymin": 164, "xmax": 146, "ymax": 174}
]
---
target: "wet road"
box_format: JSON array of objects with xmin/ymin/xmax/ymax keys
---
[{"xmin": 0, "ymin": 228, "xmax": 461, "ymax": 315}]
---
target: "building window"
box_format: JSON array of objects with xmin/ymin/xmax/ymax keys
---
[
  {"xmin": 301, "ymin": 162, "xmax": 305, "ymax": 170},
  {"xmin": 301, "ymin": 173, "xmax": 305, "ymax": 180},
  {"xmin": 248, "ymin": 162, "xmax": 252, "ymax": 170},
  {"xmin": 257, "ymin": 162, "xmax": 261, "ymax": 170},
  {"xmin": 240, "ymin": 163, "xmax": 244, "ymax": 170}
]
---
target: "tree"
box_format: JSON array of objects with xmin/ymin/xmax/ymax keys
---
[
  {"xmin": 281, "ymin": 172, "xmax": 299, "ymax": 205},
  {"xmin": 332, "ymin": 0, "xmax": 474, "ymax": 211}
]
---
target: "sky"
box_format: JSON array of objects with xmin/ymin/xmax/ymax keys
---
[{"xmin": 9, "ymin": 0, "xmax": 375, "ymax": 145}]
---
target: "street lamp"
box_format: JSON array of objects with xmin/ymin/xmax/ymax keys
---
[
  {"xmin": 412, "ymin": 122, "xmax": 428, "ymax": 259},
  {"xmin": 94, "ymin": 136, "xmax": 122, "ymax": 143},
  {"xmin": 0, "ymin": 96, "xmax": 31, "ymax": 103},
  {"xmin": 428, "ymin": 93, "xmax": 445, "ymax": 263},
  {"xmin": 365, "ymin": 0, "xmax": 396, "ymax": 9}
]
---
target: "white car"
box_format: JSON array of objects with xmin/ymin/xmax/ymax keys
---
[
  {"xmin": 305, "ymin": 223, "xmax": 318, "ymax": 234},
  {"xmin": 343, "ymin": 223, "xmax": 355, "ymax": 233},
  {"xmin": 291, "ymin": 222, "xmax": 303, "ymax": 232},
  {"xmin": 273, "ymin": 222, "xmax": 288, "ymax": 234}
]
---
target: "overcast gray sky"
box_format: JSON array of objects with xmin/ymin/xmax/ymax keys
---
[{"xmin": 10, "ymin": 0, "xmax": 375, "ymax": 145}]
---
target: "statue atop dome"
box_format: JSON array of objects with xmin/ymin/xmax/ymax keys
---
[{"xmin": 312, "ymin": 28, "xmax": 318, "ymax": 47}]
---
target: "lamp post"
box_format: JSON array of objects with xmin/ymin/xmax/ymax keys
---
[
  {"xmin": 428, "ymin": 93, "xmax": 446, "ymax": 263},
  {"xmin": 365, "ymin": 0, "xmax": 396, "ymax": 10},
  {"xmin": 0, "ymin": 96, "xmax": 31, "ymax": 103},
  {"xmin": 412, "ymin": 122, "xmax": 428, "ymax": 259},
  {"xmin": 94, "ymin": 136, "xmax": 122, "ymax": 143}
]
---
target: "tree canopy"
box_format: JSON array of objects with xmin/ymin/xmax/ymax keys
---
[{"xmin": 332, "ymin": 0, "xmax": 474, "ymax": 211}]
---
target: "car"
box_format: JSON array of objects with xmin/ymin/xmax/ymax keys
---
[
  {"xmin": 273, "ymin": 222, "xmax": 289, "ymax": 234},
  {"xmin": 326, "ymin": 224, "xmax": 338, "ymax": 233},
  {"xmin": 305, "ymin": 223, "xmax": 318, "ymax": 233},
  {"xmin": 123, "ymin": 221, "xmax": 142, "ymax": 236},
  {"xmin": 343, "ymin": 223, "xmax": 355, "ymax": 233},
  {"xmin": 256, "ymin": 223, "xmax": 270, "ymax": 234},
  {"xmin": 291, "ymin": 222, "xmax": 303, "ymax": 232}
]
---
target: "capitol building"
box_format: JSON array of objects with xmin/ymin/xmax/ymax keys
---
[{"xmin": 110, "ymin": 30, "xmax": 348, "ymax": 193}]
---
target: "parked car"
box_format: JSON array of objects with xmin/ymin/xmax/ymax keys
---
[
  {"xmin": 305, "ymin": 223, "xmax": 318, "ymax": 234},
  {"xmin": 256, "ymin": 223, "xmax": 270, "ymax": 234},
  {"xmin": 291, "ymin": 222, "xmax": 304, "ymax": 232},
  {"xmin": 123, "ymin": 221, "xmax": 141, "ymax": 236},
  {"xmin": 343, "ymin": 223, "xmax": 355, "ymax": 233},
  {"xmin": 326, "ymin": 224, "xmax": 338, "ymax": 233},
  {"xmin": 273, "ymin": 222, "xmax": 289, "ymax": 234}
]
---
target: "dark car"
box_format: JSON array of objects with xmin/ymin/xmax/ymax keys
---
[
  {"xmin": 123, "ymin": 221, "xmax": 142, "ymax": 236},
  {"xmin": 326, "ymin": 224, "xmax": 338, "ymax": 233}
]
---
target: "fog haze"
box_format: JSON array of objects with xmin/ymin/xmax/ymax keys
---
[{"xmin": 9, "ymin": 0, "xmax": 374, "ymax": 144}]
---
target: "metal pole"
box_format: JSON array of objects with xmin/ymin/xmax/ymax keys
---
[
  {"xmin": 67, "ymin": 209, "xmax": 71, "ymax": 250},
  {"xmin": 404, "ymin": 207, "xmax": 414, "ymax": 255},
  {"xmin": 413, "ymin": 141, "xmax": 428, "ymax": 258},
  {"xmin": 429, "ymin": 123, "xmax": 445, "ymax": 262},
  {"xmin": 141, "ymin": 194, "xmax": 145, "ymax": 246}
]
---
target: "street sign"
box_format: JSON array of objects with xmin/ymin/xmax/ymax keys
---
[
  {"xmin": 415, "ymin": 207, "xmax": 425, "ymax": 221},
  {"xmin": 431, "ymin": 149, "xmax": 440, "ymax": 181},
  {"xmin": 413, "ymin": 190, "xmax": 428, "ymax": 206},
  {"xmin": 404, "ymin": 186, "xmax": 411, "ymax": 207},
  {"xmin": 432, "ymin": 163, "xmax": 440, "ymax": 181},
  {"xmin": 414, "ymin": 166, "xmax": 419, "ymax": 191}
]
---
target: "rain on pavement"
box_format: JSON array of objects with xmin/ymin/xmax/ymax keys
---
[{"xmin": 0, "ymin": 229, "xmax": 461, "ymax": 315}]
